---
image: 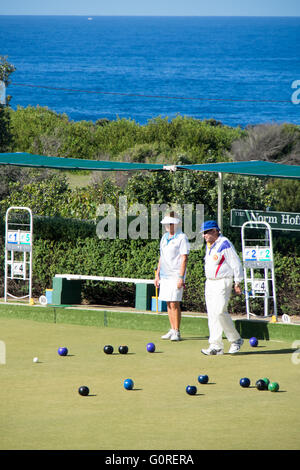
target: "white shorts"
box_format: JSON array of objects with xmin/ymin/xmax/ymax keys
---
[{"xmin": 158, "ymin": 278, "xmax": 183, "ymax": 302}]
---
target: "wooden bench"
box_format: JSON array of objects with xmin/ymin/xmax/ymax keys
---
[{"xmin": 52, "ymin": 274, "xmax": 155, "ymax": 310}]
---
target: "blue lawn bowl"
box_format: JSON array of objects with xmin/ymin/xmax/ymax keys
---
[
  {"xmin": 240, "ymin": 377, "xmax": 251, "ymax": 388},
  {"xmin": 198, "ymin": 374, "xmax": 209, "ymax": 384},
  {"xmin": 58, "ymin": 347, "xmax": 68, "ymax": 356},
  {"xmin": 147, "ymin": 342, "xmax": 156, "ymax": 353},
  {"xmin": 124, "ymin": 378, "xmax": 134, "ymax": 390},
  {"xmin": 186, "ymin": 385, "xmax": 197, "ymax": 396},
  {"xmin": 249, "ymin": 337, "xmax": 258, "ymax": 347}
]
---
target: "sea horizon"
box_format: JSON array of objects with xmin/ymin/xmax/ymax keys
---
[
  {"xmin": 1, "ymin": 15, "xmax": 299, "ymax": 127},
  {"xmin": 1, "ymin": 14, "xmax": 300, "ymax": 17}
]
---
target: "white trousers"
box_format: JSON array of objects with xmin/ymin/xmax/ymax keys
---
[{"xmin": 205, "ymin": 278, "xmax": 241, "ymax": 349}]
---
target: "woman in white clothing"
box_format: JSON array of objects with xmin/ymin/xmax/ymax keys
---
[{"xmin": 154, "ymin": 212, "xmax": 190, "ymax": 341}]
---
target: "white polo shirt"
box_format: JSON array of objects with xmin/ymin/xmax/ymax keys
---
[
  {"xmin": 159, "ymin": 231, "xmax": 190, "ymax": 280},
  {"xmin": 204, "ymin": 234, "xmax": 243, "ymax": 282}
]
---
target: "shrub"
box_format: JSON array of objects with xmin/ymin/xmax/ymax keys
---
[{"xmin": 229, "ymin": 123, "xmax": 300, "ymax": 165}]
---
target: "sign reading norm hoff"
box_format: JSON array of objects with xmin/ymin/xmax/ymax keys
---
[{"xmin": 231, "ymin": 209, "xmax": 300, "ymax": 231}]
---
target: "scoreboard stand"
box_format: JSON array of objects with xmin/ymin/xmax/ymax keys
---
[
  {"xmin": 241, "ymin": 221, "xmax": 277, "ymax": 320},
  {"xmin": 4, "ymin": 207, "xmax": 33, "ymax": 303}
]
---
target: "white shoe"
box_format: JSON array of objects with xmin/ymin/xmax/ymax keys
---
[
  {"xmin": 170, "ymin": 330, "xmax": 181, "ymax": 341},
  {"xmin": 161, "ymin": 329, "xmax": 174, "ymax": 339},
  {"xmin": 201, "ymin": 346, "xmax": 224, "ymax": 355},
  {"xmin": 228, "ymin": 338, "xmax": 244, "ymax": 354}
]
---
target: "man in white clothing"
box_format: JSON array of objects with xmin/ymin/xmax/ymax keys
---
[
  {"xmin": 155, "ymin": 212, "xmax": 190, "ymax": 341},
  {"xmin": 200, "ymin": 220, "xmax": 244, "ymax": 355}
]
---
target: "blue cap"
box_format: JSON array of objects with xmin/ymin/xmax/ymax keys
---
[{"xmin": 200, "ymin": 220, "xmax": 220, "ymax": 233}]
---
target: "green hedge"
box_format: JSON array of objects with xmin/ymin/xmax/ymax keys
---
[{"xmin": 0, "ymin": 216, "xmax": 299, "ymax": 315}]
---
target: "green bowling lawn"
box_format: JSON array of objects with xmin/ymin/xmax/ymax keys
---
[{"xmin": 0, "ymin": 316, "xmax": 299, "ymax": 450}]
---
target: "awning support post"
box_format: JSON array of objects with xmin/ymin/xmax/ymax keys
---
[{"xmin": 217, "ymin": 172, "xmax": 223, "ymax": 232}]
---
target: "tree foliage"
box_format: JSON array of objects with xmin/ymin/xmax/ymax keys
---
[
  {"xmin": 0, "ymin": 56, "xmax": 16, "ymax": 86},
  {"xmin": 7, "ymin": 107, "xmax": 243, "ymax": 161},
  {"xmin": 0, "ymin": 57, "xmax": 15, "ymax": 150}
]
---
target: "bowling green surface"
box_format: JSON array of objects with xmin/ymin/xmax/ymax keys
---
[{"xmin": 0, "ymin": 317, "xmax": 299, "ymax": 450}]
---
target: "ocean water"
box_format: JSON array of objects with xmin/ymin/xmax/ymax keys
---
[{"xmin": 0, "ymin": 15, "xmax": 300, "ymax": 127}]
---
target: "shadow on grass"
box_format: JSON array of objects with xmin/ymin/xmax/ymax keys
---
[
  {"xmin": 110, "ymin": 352, "xmax": 135, "ymax": 356},
  {"xmin": 236, "ymin": 348, "xmax": 296, "ymax": 356},
  {"xmin": 181, "ymin": 336, "xmax": 209, "ymax": 341},
  {"xmin": 248, "ymin": 387, "xmax": 287, "ymax": 393}
]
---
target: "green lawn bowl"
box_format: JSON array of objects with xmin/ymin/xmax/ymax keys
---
[{"xmin": 268, "ymin": 381, "xmax": 280, "ymax": 392}]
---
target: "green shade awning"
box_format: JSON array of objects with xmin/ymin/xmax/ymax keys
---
[
  {"xmin": 1, "ymin": 153, "xmax": 299, "ymax": 233},
  {"xmin": 0, "ymin": 153, "xmax": 299, "ymax": 179},
  {"xmin": 0, "ymin": 152, "xmax": 165, "ymax": 171},
  {"xmin": 178, "ymin": 160, "xmax": 300, "ymax": 179}
]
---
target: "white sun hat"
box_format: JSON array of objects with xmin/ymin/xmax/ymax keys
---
[{"xmin": 161, "ymin": 215, "xmax": 181, "ymax": 225}]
